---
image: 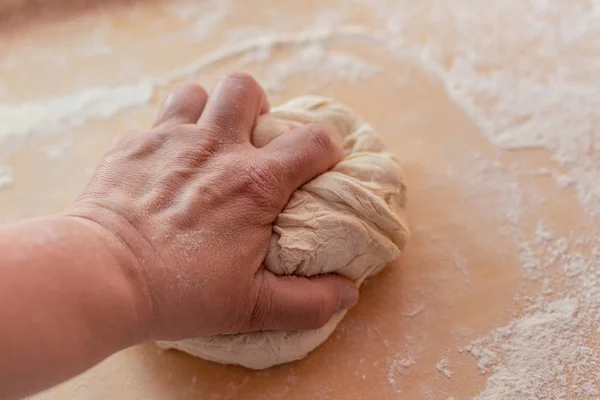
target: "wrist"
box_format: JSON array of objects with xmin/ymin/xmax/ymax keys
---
[{"xmin": 56, "ymin": 211, "xmax": 155, "ymax": 346}]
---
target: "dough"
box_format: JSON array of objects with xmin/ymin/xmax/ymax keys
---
[{"xmin": 157, "ymin": 96, "xmax": 410, "ymax": 369}]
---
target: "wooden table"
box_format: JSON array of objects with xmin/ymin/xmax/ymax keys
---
[{"xmin": 1, "ymin": 1, "xmax": 597, "ymax": 399}]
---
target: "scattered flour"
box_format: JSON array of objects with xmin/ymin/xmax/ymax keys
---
[
  {"xmin": 461, "ymin": 220, "xmax": 600, "ymax": 399},
  {"xmin": 393, "ymin": 0, "xmax": 600, "ymax": 218},
  {"xmin": 0, "ymin": 27, "xmax": 374, "ymax": 150},
  {"xmin": 452, "ymin": 250, "xmax": 470, "ymax": 283},
  {"xmin": 465, "ymin": 299, "xmax": 600, "ymax": 400},
  {"xmin": 260, "ymin": 44, "xmax": 379, "ymax": 92},
  {"xmin": 356, "ymin": 1, "xmax": 600, "ymax": 396},
  {"xmin": 43, "ymin": 140, "xmax": 73, "ymax": 162},
  {"xmin": 446, "ymin": 153, "xmax": 526, "ymax": 230},
  {"xmin": 163, "ymin": 0, "xmax": 233, "ymax": 41},
  {"xmin": 0, "ymin": 83, "xmax": 153, "ymax": 146},
  {"xmin": 435, "ymin": 358, "xmax": 453, "ymax": 379},
  {"xmin": 386, "ymin": 355, "xmax": 415, "ymax": 389},
  {"xmin": 0, "ymin": 164, "xmax": 13, "ymax": 189}
]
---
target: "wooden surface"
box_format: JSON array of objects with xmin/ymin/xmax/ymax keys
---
[{"xmin": 1, "ymin": 1, "xmax": 597, "ymax": 399}]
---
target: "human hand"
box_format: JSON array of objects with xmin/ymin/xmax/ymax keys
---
[{"xmin": 65, "ymin": 73, "xmax": 359, "ymax": 343}]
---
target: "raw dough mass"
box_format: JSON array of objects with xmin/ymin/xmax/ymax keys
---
[{"xmin": 157, "ymin": 96, "xmax": 410, "ymax": 369}]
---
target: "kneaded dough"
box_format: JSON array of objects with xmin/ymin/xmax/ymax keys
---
[{"xmin": 157, "ymin": 96, "xmax": 410, "ymax": 369}]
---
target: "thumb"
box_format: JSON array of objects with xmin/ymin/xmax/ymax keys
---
[{"xmin": 247, "ymin": 270, "xmax": 359, "ymax": 332}]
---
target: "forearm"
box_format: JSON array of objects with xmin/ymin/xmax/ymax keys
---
[{"xmin": 0, "ymin": 216, "xmax": 145, "ymax": 399}]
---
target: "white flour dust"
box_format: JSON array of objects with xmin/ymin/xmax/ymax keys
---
[
  {"xmin": 353, "ymin": 0, "xmax": 600, "ymax": 397},
  {"xmin": 400, "ymin": 0, "xmax": 600, "ymax": 219},
  {"xmin": 258, "ymin": 44, "xmax": 379, "ymax": 92},
  {"xmin": 0, "ymin": 83, "xmax": 153, "ymax": 150},
  {"xmin": 0, "ymin": 164, "xmax": 13, "ymax": 189},
  {"xmin": 0, "ymin": 27, "xmax": 374, "ymax": 158},
  {"xmin": 164, "ymin": 0, "xmax": 232, "ymax": 41},
  {"xmin": 465, "ymin": 299, "xmax": 600, "ymax": 399},
  {"xmin": 386, "ymin": 355, "xmax": 415, "ymax": 391},
  {"xmin": 435, "ymin": 358, "xmax": 453, "ymax": 379}
]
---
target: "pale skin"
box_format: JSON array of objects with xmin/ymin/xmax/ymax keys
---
[{"xmin": 0, "ymin": 73, "xmax": 359, "ymax": 400}]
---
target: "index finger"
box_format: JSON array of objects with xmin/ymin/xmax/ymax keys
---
[{"xmin": 198, "ymin": 73, "xmax": 269, "ymax": 142}]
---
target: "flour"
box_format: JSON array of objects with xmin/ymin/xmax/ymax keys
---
[
  {"xmin": 157, "ymin": 26, "xmax": 378, "ymax": 86},
  {"xmin": 0, "ymin": 27, "xmax": 379, "ymax": 188},
  {"xmin": 435, "ymin": 358, "xmax": 453, "ymax": 379},
  {"xmin": 43, "ymin": 140, "xmax": 73, "ymax": 162},
  {"xmin": 447, "ymin": 154, "xmax": 526, "ymax": 229},
  {"xmin": 357, "ymin": 1, "xmax": 600, "ymax": 396},
  {"xmin": 237, "ymin": 39, "xmax": 380, "ymax": 90},
  {"xmin": 260, "ymin": 44, "xmax": 379, "ymax": 92},
  {"xmin": 0, "ymin": 164, "xmax": 13, "ymax": 190},
  {"xmin": 465, "ymin": 299, "xmax": 600, "ymax": 400},
  {"xmin": 0, "ymin": 82, "xmax": 153, "ymax": 147},
  {"xmin": 387, "ymin": 355, "xmax": 415, "ymax": 389},
  {"xmin": 0, "ymin": 81, "xmax": 152, "ymax": 190},
  {"xmin": 402, "ymin": 0, "xmax": 600, "ymax": 218},
  {"xmin": 463, "ymin": 217, "xmax": 600, "ymax": 399},
  {"xmin": 452, "ymin": 251, "xmax": 469, "ymax": 283},
  {"xmin": 164, "ymin": 0, "xmax": 232, "ymax": 41}
]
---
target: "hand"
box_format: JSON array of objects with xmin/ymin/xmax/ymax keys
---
[{"xmin": 65, "ymin": 73, "xmax": 359, "ymax": 342}]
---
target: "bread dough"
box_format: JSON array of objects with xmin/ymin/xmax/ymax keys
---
[{"xmin": 157, "ymin": 96, "xmax": 410, "ymax": 369}]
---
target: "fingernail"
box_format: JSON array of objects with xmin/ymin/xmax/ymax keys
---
[{"xmin": 339, "ymin": 285, "xmax": 359, "ymax": 310}]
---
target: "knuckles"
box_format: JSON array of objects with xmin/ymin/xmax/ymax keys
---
[
  {"xmin": 237, "ymin": 157, "xmax": 286, "ymax": 212},
  {"xmin": 95, "ymin": 122, "xmax": 292, "ymax": 225},
  {"xmin": 113, "ymin": 125, "xmax": 220, "ymax": 169}
]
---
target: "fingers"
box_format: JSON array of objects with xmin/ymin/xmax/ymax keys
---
[
  {"xmin": 153, "ymin": 84, "xmax": 208, "ymax": 128},
  {"xmin": 247, "ymin": 270, "xmax": 359, "ymax": 332},
  {"xmin": 261, "ymin": 124, "xmax": 345, "ymax": 204},
  {"xmin": 198, "ymin": 72, "xmax": 269, "ymax": 142}
]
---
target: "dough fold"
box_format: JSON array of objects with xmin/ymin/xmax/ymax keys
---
[{"xmin": 157, "ymin": 96, "xmax": 409, "ymax": 369}]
